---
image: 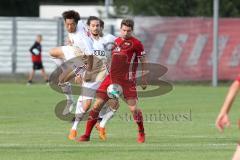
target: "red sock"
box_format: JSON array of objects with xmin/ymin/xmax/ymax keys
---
[
  {"xmin": 84, "ymin": 109, "xmax": 99, "ymax": 137},
  {"xmin": 133, "ymin": 109, "xmax": 144, "ymax": 133}
]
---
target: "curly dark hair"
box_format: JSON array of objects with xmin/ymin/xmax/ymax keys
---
[
  {"xmin": 86, "ymin": 16, "xmax": 99, "ymax": 26},
  {"xmin": 62, "ymin": 10, "xmax": 80, "ymax": 24}
]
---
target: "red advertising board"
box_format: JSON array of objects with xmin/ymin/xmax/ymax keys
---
[{"xmin": 135, "ymin": 17, "xmax": 240, "ymax": 81}]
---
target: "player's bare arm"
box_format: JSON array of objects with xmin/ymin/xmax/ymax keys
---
[{"xmin": 216, "ymin": 80, "xmax": 240, "ymax": 132}]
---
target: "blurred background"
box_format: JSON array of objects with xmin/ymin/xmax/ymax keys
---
[{"xmin": 0, "ymin": 0, "xmax": 240, "ymax": 84}]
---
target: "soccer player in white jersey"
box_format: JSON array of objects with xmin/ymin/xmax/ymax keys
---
[
  {"xmin": 49, "ymin": 10, "xmax": 94, "ymax": 115},
  {"xmin": 95, "ymin": 18, "xmax": 120, "ymax": 140},
  {"xmin": 68, "ymin": 16, "xmax": 117, "ymax": 141}
]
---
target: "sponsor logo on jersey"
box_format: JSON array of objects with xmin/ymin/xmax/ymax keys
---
[
  {"xmin": 113, "ymin": 46, "xmax": 121, "ymax": 52},
  {"xmin": 94, "ymin": 50, "xmax": 106, "ymax": 56}
]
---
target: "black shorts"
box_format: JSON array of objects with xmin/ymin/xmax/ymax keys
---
[{"xmin": 33, "ymin": 62, "xmax": 43, "ymax": 70}]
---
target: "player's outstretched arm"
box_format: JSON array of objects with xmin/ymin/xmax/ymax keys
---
[
  {"xmin": 139, "ymin": 56, "xmax": 147, "ymax": 90},
  {"xmin": 232, "ymin": 145, "xmax": 240, "ymax": 160},
  {"xmin": 216, "ymin": 80, "xmax": 240, "ymax": 132}
]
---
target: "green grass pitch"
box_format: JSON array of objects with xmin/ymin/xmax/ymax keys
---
[{"xmin": 0, "ymin": 83, "xmax": 240, "ymax": 160}]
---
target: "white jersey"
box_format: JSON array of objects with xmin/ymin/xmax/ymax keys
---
[
  {"xmin": 92, "ymin": 34, "xmax": 116, "ymax": 68},
  {"xmin": 67, "ymin": 20, "xmax": 94, "ymax": 56},
  {"xmin": 61, "ymin": 20, "xmax": 94, "ymax": 77},
  {"xmin": 77, "ymin": 34, "xmax": 116, "ymax": 102}
]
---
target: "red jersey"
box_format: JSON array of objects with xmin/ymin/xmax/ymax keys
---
[
  {"xmin": 110, "ymin": 36, "xmax": 145, "ymax": 82},
  {"xmin": 30, "ymin": 42, "xmax": 42, "ymax": 63}
]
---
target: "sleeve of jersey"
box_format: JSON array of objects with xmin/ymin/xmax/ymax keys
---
[
  {"xmin": 106, "ymin": 34, "xmax": 117, "ymax": 42},
  {"xmin": 29, "ymin": 43, "xmax": 37, "ymax": 55},
  {"xmin": 135, "ymin": 40, "xmax": 146, "ymax": 58},
  {"xmin": 77, "ymin": 20, "xmax": 86, "ymax": 31},
  {"xmin": 83, "ymin": 37, "xmax": 94, "ymax": 55}
]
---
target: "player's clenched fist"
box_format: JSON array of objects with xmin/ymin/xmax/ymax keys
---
[{"xmin": 215, "ymin": 112, "xmax": 230, "ymax": 132}]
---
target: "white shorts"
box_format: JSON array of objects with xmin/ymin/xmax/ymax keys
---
[
  {"xmin": 61, "ymin": 46, "xmax": 87, "ymax": 76},
  {"xmin": 61, "ymin": 46, "xmax": 84, "ymax": 61},
  {"xmin": 75, "ymin": 81, "xmax": 102, "ymax": 114},
  {"xmin": 81, "ymin": 81, "xmax": 101, "ymax": 99}
]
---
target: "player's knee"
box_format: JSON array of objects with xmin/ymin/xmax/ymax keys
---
[
  {"xmin": 110, "ymin": 103, "xmax": 119, "ymax": 111},
  {"xmin": 107, "ymin": 99, "xmax": 119, "ymax": 111},
  {"xmin": 82, "ymin": 100, "xmax": 92, "ymax": 111},
  {"xmin": 93, "ymin": 100, "xmax": 105, "ymax": 112},
  {"xmin": 128, "ymin": 105, "xmax": 138, "ymax": 113},
  {"xmin": 49, "ymin": 48, "xmax": 63, "ymax": 58},
  {"xmin": 49, "ymin": 48, "xmax": 56, "ymax": 57},
  {"xmin": 93, "ymin": 104, "xmax": 102, "ymax": 112}
]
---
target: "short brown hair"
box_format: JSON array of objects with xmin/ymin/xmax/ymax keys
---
[
  {"xmin": 62, "ymin": 10, "xmax": 80, "ymax": 24},
  {"xmin": 121, "ymin": 19, "xmax": 134, "ymax": 30},
  {"xmin": 86, "ymin": 16, "xmax": 99, "ymax": 26},
  {"xmin": 37, "ymin": 34, "xmax": 42, "ymax": 38}
]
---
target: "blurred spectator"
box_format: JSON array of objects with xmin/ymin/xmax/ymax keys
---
[{"xmin": 27, "ymin": 34, "xmax": 49, "ymax": 85}]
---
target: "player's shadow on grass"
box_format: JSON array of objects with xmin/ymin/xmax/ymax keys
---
[
  {"xmin": 54, "ymin": 100, "xmax": 75, "ymax": 122},
  {"xmin": 55, "ymin": 100, "xmax": 91, "ymax": 122}
]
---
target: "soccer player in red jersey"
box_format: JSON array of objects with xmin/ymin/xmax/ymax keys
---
[
  {"xmin": 77, "ymin": 18, "xmax": 147, "ymax": 143},
  {"xmin": 216, "ymin": 76, "xmax": 240, "ymax": 160}
]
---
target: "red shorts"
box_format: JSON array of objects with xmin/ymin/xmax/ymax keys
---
[
  {"xmin": 236, "ymin": 75, "xmax": 240, "ymax": 82},
  {"xmin": 96, "ymin": 75, "xmax": 138, "ymax": 101}
]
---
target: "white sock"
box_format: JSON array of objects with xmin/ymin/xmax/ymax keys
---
[
  {"xmin": 99, "ymin": 105, "xmax": 108, "ymax": 119},
  {"xmin": 99, "ymin": 108, "xmax": 115, "ymax": 128},
  {"xmin": 59, "ymin": 82, "xmax": 73, "ymax": 101},
  {"xmin": 71, "ymin": 121, "xmax": 79, "ymax": 130},
  {"xmin": 71, "ymin": 97, "xmax": 86, "ymax": 130}
]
